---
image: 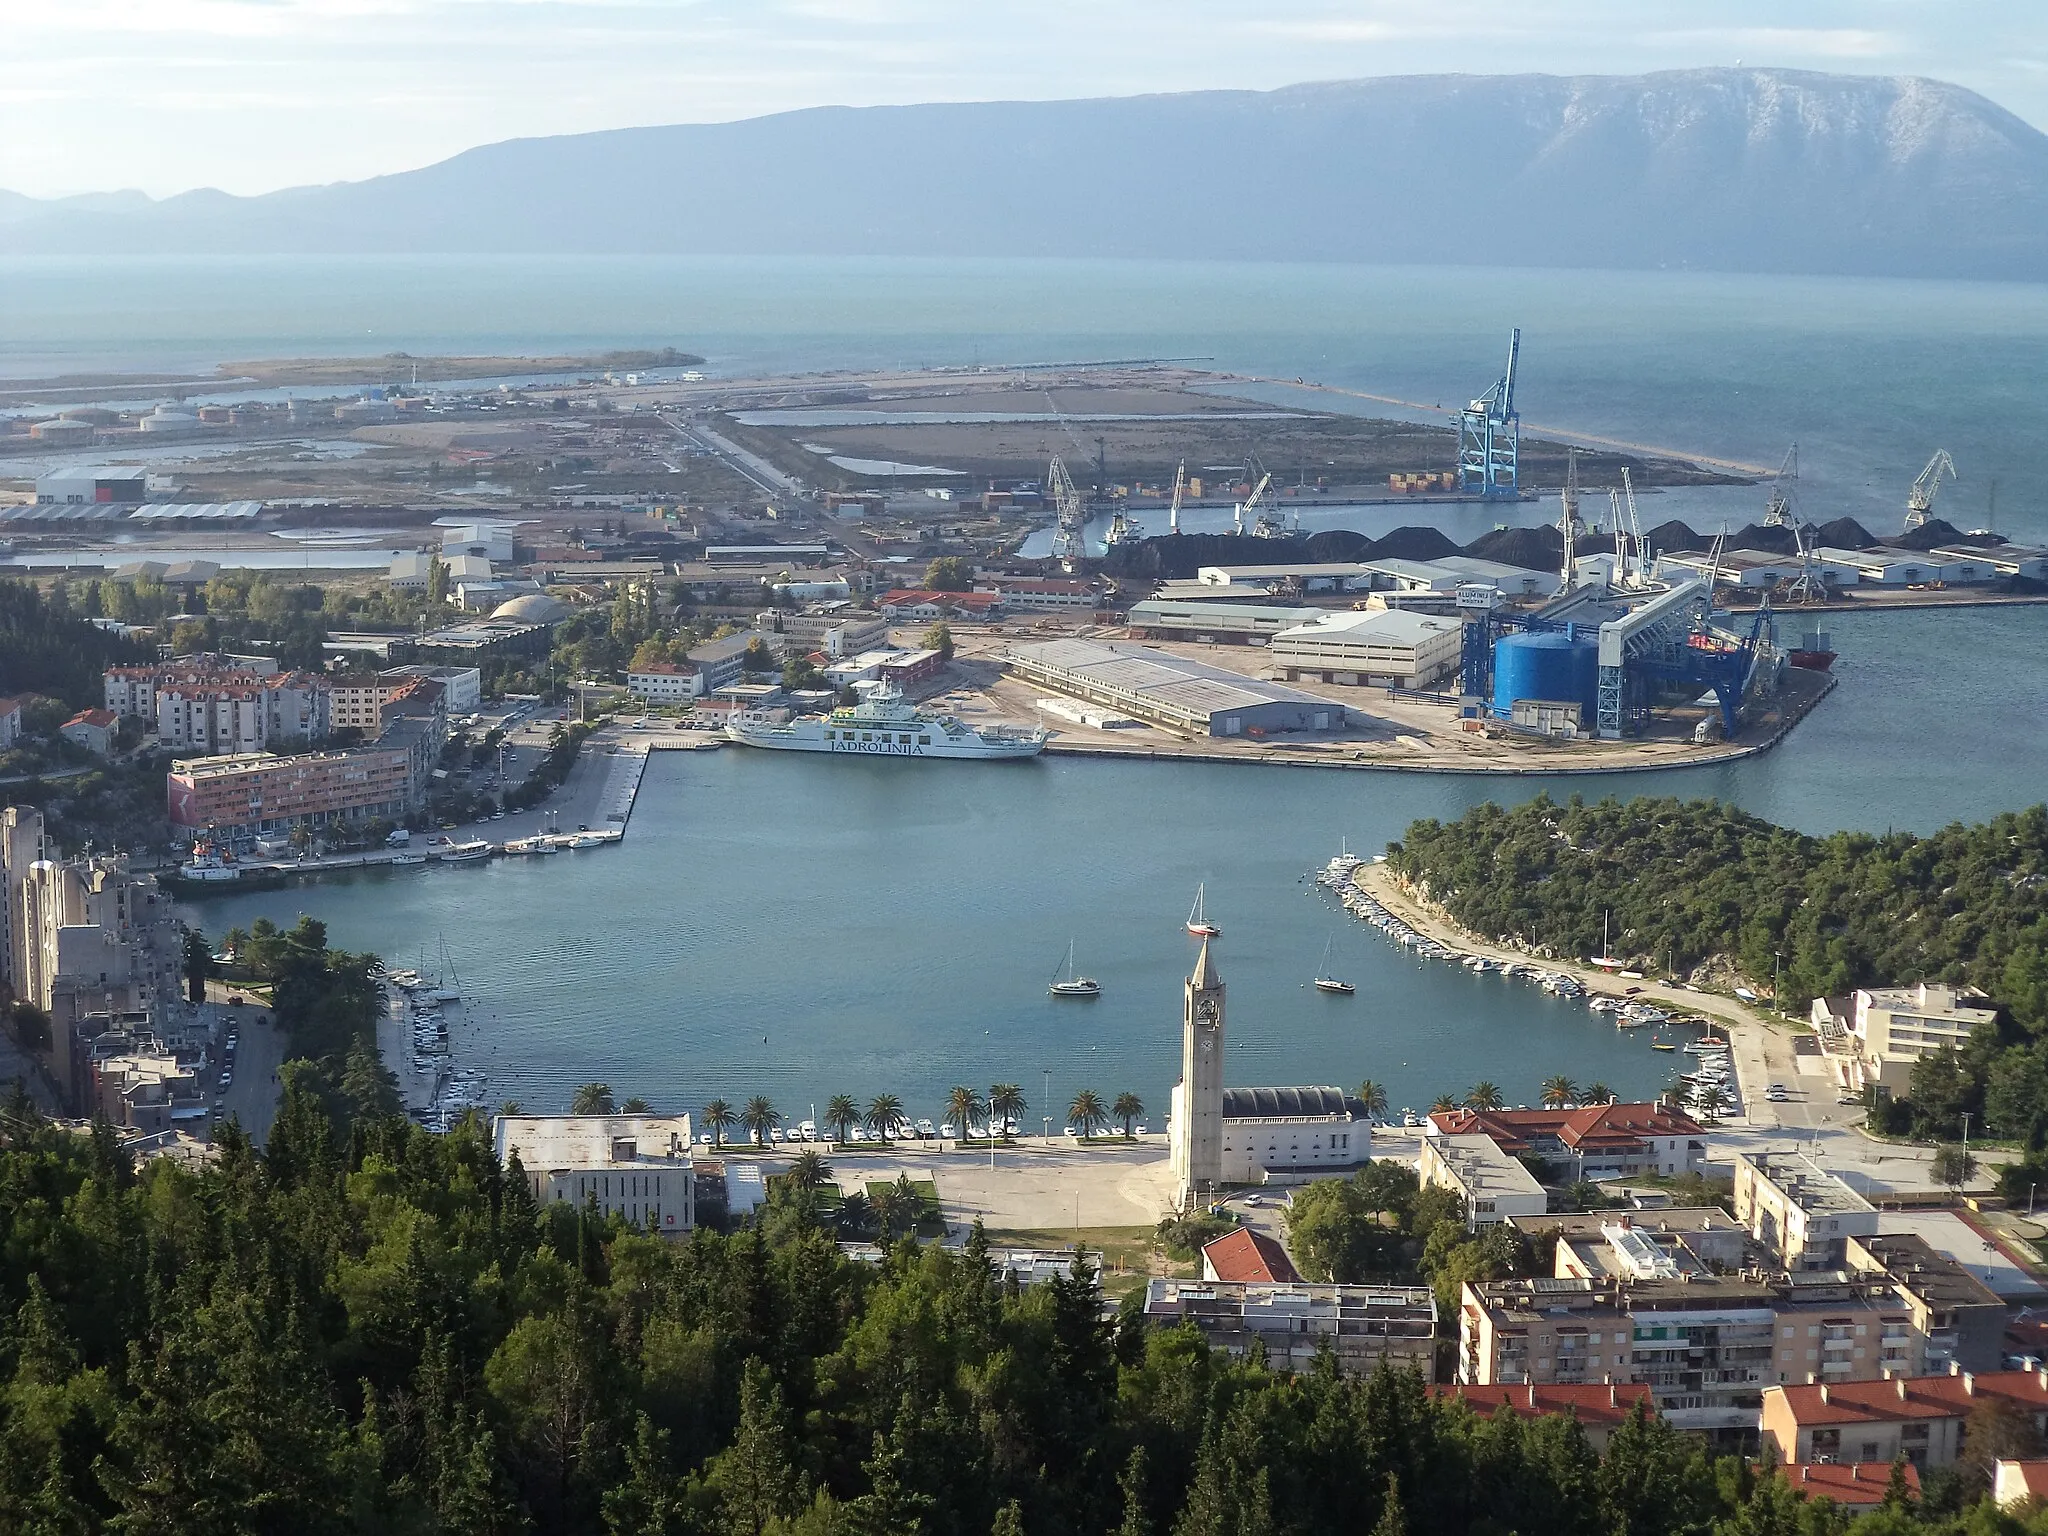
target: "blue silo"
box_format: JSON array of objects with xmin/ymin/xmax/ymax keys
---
[{"xmin": 1491, "ymin": 628, "xmax": 1599, "ymax": 723}]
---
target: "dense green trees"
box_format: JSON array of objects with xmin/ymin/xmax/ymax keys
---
[
  {"xmin": 1389, "ymin": 795, "xmax": 2048, "ymax": 1031},
  {"xmin": 1, "ymin": 1094, "xmax": 2044, "ymax": 1535}
]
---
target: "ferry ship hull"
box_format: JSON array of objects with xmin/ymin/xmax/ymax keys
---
[{"xmin": 726, "ymin": 721, "xmax": 1045, "ymax": 760}]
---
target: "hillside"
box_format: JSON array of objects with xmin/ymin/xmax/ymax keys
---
[{"xmin": 5, "ymin": 69, "xmax": 2048, "ymax": 278}]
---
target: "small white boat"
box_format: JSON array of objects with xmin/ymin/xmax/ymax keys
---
[
  {"xmin": 391, "ymin": 853, "xmax": 427, "ymax": 867},
  {"xmin": 439, "ymin": 840, "xmax": 491, "ymax": 862},
  {"xmin": 1186, "ymin": 883, "xmax": 1221, "ymax": 938},
  {"xmin": 1049, "ymin": 939, "xmax": 1101, "ymax": 998}
]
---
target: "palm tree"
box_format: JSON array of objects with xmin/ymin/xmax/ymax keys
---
[
  {"xmin": 570, "ymin": 1082, "xmax": 615, "ymax": 1115},
  {"xmin": 1695, "ymin": 1083, "xmax": 1725, "ymax": 1123},
  {"xmin": 621, "ymin": 1096, "xmax": 652, "ymax": 1114},
  {"xmin": 742, "ymin": 1095, "xmax": 780, "ymax": 1146},
  {"xmin": 1112, "ymin": 1092, "xmax": 1145, "ymax": 1139},
  {"xmin": 497, "ymin": 1099, "xmax": 523, "ymax": 1117},
  {"xmin": 1583, "ymin": 1081, "xmax": 1615, "ymax": 1105},
  {"xmin": 825, "ymin": 1094, "xmax": 861, "ymax": 1146},
  {"xmin": 1068, "ymin": 1089, "xmax": 1108, "ymax": 1140},
  {"xmin": 989, "ymin": 1083, "xmax": 1026, "ymax": 1138},
  {"xmin": 702, "ymin": 1098, "xmax": 736, "ymax": 1149},
  {"xmin": 1540, "ymin": 1075, "xmax": 1578, "ymax": 1110},
  {"xmin": 838, "ymin": 1190, "xmax": 873, "ymax": 1237},
  {"xmin": 945, "ymin": 1086, "xmax": 985, "ymax": 1141},
  {"xmin": 866, "ymin": 1093, "xmax": 904, "ymax": 1141},
  {"xmin": 870, "ymin": 1183, "xmax": 909, "ymax": 1240},
  {"xmin": 789, "ymin": 1148, "xmax": 833, "ymax": 1197},
  {"xmin": 1430, "ymin": 1091, "xmax": 1460, "ymax": 1114},
  {"xmin": 1357, "ymin": 1080, "xmax": 1389, "ymax": 1120},
  {"xmin": 1465, "ymin": 1081, "xmax": 1504, "ymax": 1111}
]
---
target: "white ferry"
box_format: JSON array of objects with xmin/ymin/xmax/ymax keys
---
[{"xmin": 726, "ymin": 689, "xmax": 1048, "ymax": 760}]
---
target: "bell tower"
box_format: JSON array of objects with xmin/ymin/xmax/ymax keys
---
[{"xmin": 1171, "ymin": 938, "xmax": 1225, "ymax": 1210}]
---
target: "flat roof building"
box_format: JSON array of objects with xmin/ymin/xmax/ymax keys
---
[
  {"xmin": 1217, "ymin": 1086, "xmax": 1371, "ymax": 1184},
  {"xmin": 1419, "ymin": 1133, "xmax": 1548, "ymax": 1226},
  {"xmin": 166, "ymin": 746, "xmax": 418, "ymax": 839},
  {"xmin": 1816, "ymin": 983, "xmax": 2000, "ymax": 1094},
  {"xmin": 494, "ymin": 1114, "xmax": 697, "ymax": 1236},
  {"xmin": 1933, "ymin": 545, "xmax": 2048, "ymax": 581},
  {"xmin": 1195, "ymin": 562, "xmax": 1377, "ymax": 594},
  {"xmin": 1845, "ymin": 1233, "xmax": 2007, "ymax": 1375},
  {"xmin": 413, "ymin": 615, "xmax": 554, "ymax": 663},
  {"xmin": 1266, "ymin": 608, "xmax": 1463, "ymax": 689},
  {"xmin": 1006, "ymin": 638, "xmax": 1349, "ymax": 738},
  {"xmin": 1126, "ymin": 598, "xmax": 1323, "ymax": 643},
  {"xmin": 1733, "ymin": 1152, "xmax": 1879, "ymax": 1270},
  {"xmin": 1144, "ymin": 1279, "xmax": 1438, "ymax": 1378},
  {"xmin": 34, "ymin": 466, "xmax": 149, "ymax": 506}
]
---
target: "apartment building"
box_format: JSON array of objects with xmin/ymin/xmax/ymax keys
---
[
  {"xmin": 754, "ymin": 603, "xmax": 892, "ymax": 659},
  {"xmin": 1761, "ymin": 1370, "xmax": 2048, "ymax": 1470},
  {"xmin": 166, "ymin": 745, "xmax": 419, "ymax": 840},
  {"xmin": 627, "ymin": 661, "xmax": 703, "ymax": 703},
  {"xmin": 1144, "ymin": 1279, "xmax": 1438, "ymax": 1378},
  {"xmin": 493, "ymin": 1114, "xmax": 697, "ymax": 1235},
  {"xmin": 1459, "ymin": 1270, "xmax": 1923, "ymax": 1438},
  {"xmin": 1437, "ymin": 1383, "xmax": 1658, "ymax": 1453},
  {"xmin": 106, "ymin": 658, "xmax": 333, "ymax": 752},
  {"xmin": 1845, "ymin": 1234, "xmax": 2006, "ymax": 1375},
  {"xmin": 1733, "ymin": 1152, "xmax": 1879, "ymax": 1270}
]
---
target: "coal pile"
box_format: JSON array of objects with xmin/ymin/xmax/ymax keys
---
[
  {"xmin": 1813, "ymin": 517, "xmax": 1878, "ymax": 550},
  {"xmin": 1304, "ymin": 529, "xmax": 1372, "ymax": 562},
  {"xmin": 1888, "ymin": 517, "xmax": 2005, "ymax": 551},
  {"xmin": 1367, "ymin": 525, "xmax": 1463, "ymax": 561},
  {"xmin": 1644, "ymin": 519, "xmax": 1711, "ymax": 555},
  {"xmin": 1463, "ymin": 524, "xmax": 1563, "ymax": 572}
]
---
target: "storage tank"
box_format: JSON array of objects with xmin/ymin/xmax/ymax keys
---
[{"xmin": 1492, "ymin": 629, "xmax": 1599, "ymax": 722}]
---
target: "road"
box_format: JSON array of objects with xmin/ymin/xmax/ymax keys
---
[
  {"xmin": 216, "ymin": 1002, "xmax": 288, "ymax": 1143},
  {"xmin": 662, "ymin": 411, "xmax": 807, "ymax": 499}
]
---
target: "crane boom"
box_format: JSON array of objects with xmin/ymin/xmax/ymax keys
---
[
  {"xmin": 1904, "ymin": 449, "xmax": 1957, "ymax": 529},
  {"xmin": 1762, "ymin": 443, "xmax": 1798, "ymax": 527},
  {"xmin": 1233, "ymin": 472, "xmax": 1272, "ymax": 536}
]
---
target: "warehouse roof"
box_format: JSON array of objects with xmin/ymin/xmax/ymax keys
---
[
  {"xmin": 1271, "ymin": 609, "xmax": 1461, "ymax": 646},
  {"xmin": 1006, "ymin": 638, "xmax": 1337, "ymax": 722}
]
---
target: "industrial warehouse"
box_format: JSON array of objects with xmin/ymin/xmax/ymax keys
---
[{"xmin": 1004, "ymin": 638, "xmax": 1350, "ymax": 737}]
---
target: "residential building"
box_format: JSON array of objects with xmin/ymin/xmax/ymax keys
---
[
  {"xmin": 90, "ymin": 1042, "xmax": 202, "ymax": 1133},
  {"xmin": 1217, "ymin": 1087, "xmax": 1371, "ymax": 1184},
  {"xmin": 328, "ymin": 674, "xmax": 389, "ymax": 734},
  {"xmin": 0, "ymin": 697, "xmax": 21, "ymax": 749},
  {"xmin": 1144, "ymin": 1279, "xmax": 1438, "ymax": 1378},
  {"xmin": 1845, "ymin": 1234, "xmax": 2006, "ymax": 1375},
  {"xmin": 1760, "ymin": 1371, "xmax": 2048, "ymax": 1469},
  {"xmin": 1512, "ymin": 1208, "xmax": 1747, "ymax": 1277},
  {"xmin": 1780, "ymin": 1464, "xmax": 1919, "ymax": 1510},
  {"xmin": 1995, "ymin": 1460, "xmax": 2048, "ymax": 1510},
  {"xmin": 1437, "ymin": 1383, "xmax": 1658, "ymax": 1453},
  {"xmin": 1810, "ymin": 984, "xmax": 1999, "ymax": 1093},
  {"xmin": 380, "ymin": 665, "xmax": 481, "ymax": 716},
  {"xmin": 1461, "ymin": 1270, "xmax": 1925, "ymax": 1439},
  {"xmin": 493, "ymin": 1114, "xmax": 698, "ymax": 1235},
  {"xmin": 166, "ymin": 746, "xmax": 419, "ymax": 840},
  {"xmin": 1733, "ymin": 1152, "xmax": 1879, "ymax": 1270},
  {"xmin": 627, "ymin": 662, "xmax": 703, "ymax": 703},
  {"xmin": 1419, "ymin": 1134, "xmax": 1548, "ymax": 1226},
  {"xmin": 1266, "ymin": 609, "xmax": 1464, "ymax": 688},
  {"xmin": 1202, "ymin": 1227, "xmax": 1303, "ymax": 1284},
  {"xmin": 1427, "ymin": 1102, "xmax": 1708, "ymax": 1180},
  {"xmin": 105, "ymin": 658, "xmax": 332, "ymax": 752},
  {"xmin": 60, "ymin": 709, "xmax": 117, "ymax": 755}
]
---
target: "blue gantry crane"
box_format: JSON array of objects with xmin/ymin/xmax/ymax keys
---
[{"xmin": 1457, "ymin": 329, "xmax": 1521, "ymax": 499}]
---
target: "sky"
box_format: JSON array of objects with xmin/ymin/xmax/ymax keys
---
[{"xmin": 3, "ymin": 0, "xmax": 2045, "ymax": 200}]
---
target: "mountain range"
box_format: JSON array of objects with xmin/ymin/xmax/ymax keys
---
[{"xmin": 6, "ymin": 68, "xmax": 2047, "ymax": 279}]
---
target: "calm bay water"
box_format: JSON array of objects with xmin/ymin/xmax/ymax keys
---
[{"xmin": 25, "ymin": 251, "xmax": 2035, "ymax": 1119}]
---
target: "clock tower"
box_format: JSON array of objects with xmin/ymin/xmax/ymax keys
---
[{"xmin": 1170, "ymin": 938, "xmax": 1225, "ymax": 1211}]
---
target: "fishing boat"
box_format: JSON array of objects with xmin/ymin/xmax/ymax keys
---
[
  {"xmin": 1048, "ymin": 940, "xmax": 1101, "ymax": 998},
  {"xmin": 439, "ymin": 840, "xmax": 492, "ymax": 862},
  {"xmin": 1686, "ymin": 1036, "xmax": 1729, "ymax": 1053},
  {"xmin": 1651, "ymin": 1039, "xmax": 1678, "ymax": 1051},
  {"xmin": 1186, "ymin": 883, "xmax": 1221, "ymax": 938},
  {"xmin": 390, "ymin": 853, "xmax": 427, "ymax": 867}
]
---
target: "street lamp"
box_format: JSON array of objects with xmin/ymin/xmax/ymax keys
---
[{"xmin": 1043, "ymin": 1067, "xmax": 1053, "ymax": 1142}]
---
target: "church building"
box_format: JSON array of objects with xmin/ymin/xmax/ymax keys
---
[{"xmin": 1167, "ymin": 939, "xmax": 1373, "ymax": 1211}]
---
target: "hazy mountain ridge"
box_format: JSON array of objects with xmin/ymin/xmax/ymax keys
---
[{"xmin": 6, "ymin": 68, "xmax": 2046, "ymax": 278}]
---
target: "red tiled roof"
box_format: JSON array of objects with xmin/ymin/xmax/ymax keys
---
[
  {"xmin": 66, "ymin": 708, "xmax": 117, "ymax": 728},
  {"xmin": 880, "ymin": 589, "xmax": 1000, "ymax": 608},
  {"xmin": 1781, "ymin": 1463, "xmax": 1918, "ymax": 1507},
  {"xmin": 1201, "ymin": 1227, "xmax": 1302, "ymax": 1284},
  {"xmin": 2000, "ymin": 1462, "xmax": 2048, "ymax": 1502},
  {"xmin": 1428, "ymin": 1101, "xmax": 1702, "ymax": 1153},
  {"xmin": 1771, "ymin": 1371, "xmax": 2048, "ymax": 1427},
  {"xmin": 1436, "ymin": 1382, "xmax": 1656, "ymax": 1426},
  {"xmin": 0, "ymin": 697, "xmax": 19, "ymax": 715}
]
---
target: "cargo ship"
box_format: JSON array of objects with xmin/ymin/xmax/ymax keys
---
[
  {"xmin": 726, "ymin": 688, "xmax": 1048, "ymax": 760},
  {"xmin": 1789, "ymin": 629, "xmax": 1837, "ymax": 672}
]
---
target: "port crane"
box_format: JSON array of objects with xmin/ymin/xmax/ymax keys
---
[
  {"xmin": 1782, "ymin": 521, "xmax": 1828, "ymax": 605},
  {"xmin": 1167, "ymin": 459, "xmax": 1186, "ymax": 534},
  {"xmin": 1553, "ymin": 447, "xmax": 1583, "ymax": 596},
  {"xmin": 1457, "ymin": 328, "xmax": 1522, "ymax": 498},
  {"xmin": 1761, "ymin": 444, "xmax": 1798, "ymax": 527},
  {"xmin": 1046, "ymin": 455, "xmax": 1087, "ymax": 569},
  {"xmin": 1233, "ymin": 472, "xmax": 1273, "ymax": 536},
  {"xmin": 1604, "ymin": 466, "xmax": 1649, "ymax": 590},
  {"xmin": 1904, "ymin": 449, "xmax": 1957, "ymax": 529}
]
